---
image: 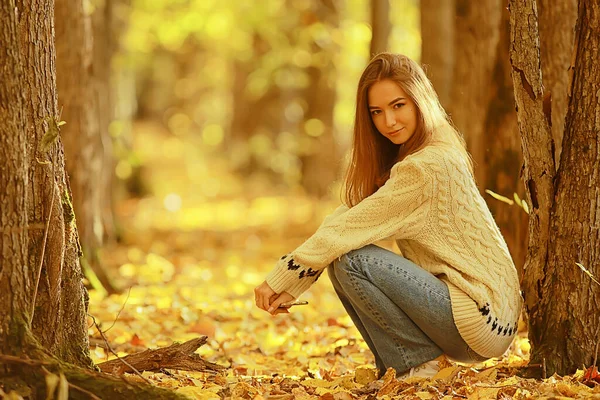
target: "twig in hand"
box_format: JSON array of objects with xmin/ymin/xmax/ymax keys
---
[{"xmin": 89, "ymin": 315, "xmax": 153, "ymax": 385}]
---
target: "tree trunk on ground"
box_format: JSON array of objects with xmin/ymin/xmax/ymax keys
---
[
  {"xmin": 450, "ymin": 0, "xmax": 527, "ymax": 270},
  {"xmin": 510, "ymin": 0, "xmax": 600, "ymax": 376},
  {"xmin": 420, "ymin": 0, "xmax": 454, "ymax": 108},
  {"xmin": 300, "ymin": 0, "xmax": 339, "ymax": 198},
  {"xmin": 0, "ymin": 2, "xmax": 192, "ymax": 398},
  {"xmin": 55, "ymin": 0, "xmax": 119, "ymax": 294},
  {"xmin": 537, "ymin": 0, "xmax": 577, "ymax": 163},
  {"xmin": 369, "ymin": 0, "xmax": 391, "ymax": 56}
]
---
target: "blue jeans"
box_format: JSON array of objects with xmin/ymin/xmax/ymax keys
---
[{"xmin": 327, "ymin": 244, "xmax": 485, "ymax": 375}]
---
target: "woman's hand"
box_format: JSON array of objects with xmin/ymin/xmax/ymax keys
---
[{"xmin": 254, "ymin": 281, "xmax": 295, "ymax": 315}]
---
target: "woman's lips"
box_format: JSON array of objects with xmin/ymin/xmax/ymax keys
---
[{"xmin": 388, "ymin": 127, "xmax": 404, "ymax": 136}]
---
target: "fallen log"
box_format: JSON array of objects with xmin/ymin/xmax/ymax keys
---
[{"xmin": 97, "ymin": 336, "xmax": 226, "ymax": 375}]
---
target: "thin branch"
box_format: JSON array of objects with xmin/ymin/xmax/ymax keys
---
[
  {"xmin": 30, "ymin": 159, "xmax": 57, "ymax": 326},
  {"xmin": 89, "ymin": 314, "xmax": 153, "ymax": 385},
  {"xmin": 103, "ymin": 286, "xmax": 132, "ymax": 333},
  {"xmin": 0, "ymin": 354, "xmax": 51, "ymax": 366}
]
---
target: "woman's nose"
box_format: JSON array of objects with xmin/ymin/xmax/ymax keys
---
[{"xmin": 385, "ymin": 111, "xmax": 396, "ymax": 127}]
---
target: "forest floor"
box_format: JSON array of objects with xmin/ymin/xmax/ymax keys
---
[{"xmin": 88, "ymin": 124, "xmax": 600, "ymax": 399}]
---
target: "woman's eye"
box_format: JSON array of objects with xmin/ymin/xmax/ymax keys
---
[
  {"xmin": 371, "ymin": 110, "xmax": 380, "ymax": 115},
  {"xmin": 394, "ymin": 103, "xmax": 405, "ymax": 108}
]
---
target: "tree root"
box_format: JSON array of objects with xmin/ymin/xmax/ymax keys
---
[{"xmin": 0, "ymin": 354, "xmax": 188, "ymax": 400}]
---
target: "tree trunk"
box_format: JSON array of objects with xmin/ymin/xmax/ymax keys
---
[
  {"xmin": 537, "ymin": 0, "xmax": 577, "ymax": 163},
  {"xmin": 228, "ymin": 32, "xmax": 284, "ymax": 178},
  {"xmin": 420, "ymin": 0, "xmax": 454, "ymax": 108},
  {"xmin": 55, "ymin": 0, "xmax": 120, "ymax": 295},
  {"xmin": 0, "ymin": 2, "xmax": 189, "ymax": 398},
  {"xmin": 369, "ymin": 0, "xmax": 391, "ymax": 56},
  {"xmin": 300, "ymin": 0, "xmax": 339, "ymax": 198},
  {"xmin": 449, "ymin": 0, "xmax": 502, "ymax": 186},
  {"xmin": 481, "ymin": 6, "xmax": 529, "ymax": 275},
  {"xmin": 92, "ymin": 0, "xmax": 118, "ymax": 243},
  {"xmin": 510, "ymin": 0, "xmax": 599, "ymax": 376},
  {"xmin": 15, "ymin": 0, "xmax": 92, "ymax": 368},
  {"xmin": 0, "ymin": 0, "xmax": 30, "ymax": 357},
  {"xmin": 449, "ymin": 0, "xmax": 527, "ymax": 270}
]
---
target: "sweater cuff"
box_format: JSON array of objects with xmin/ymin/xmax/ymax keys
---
[{"xmin": 265, "ymin": 255, "xmax": 323, "ymax": 298}]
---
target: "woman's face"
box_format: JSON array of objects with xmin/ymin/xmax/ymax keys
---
[{"xmin": 367, "ymin": 79, "xmax": 418, "ymax": 145}]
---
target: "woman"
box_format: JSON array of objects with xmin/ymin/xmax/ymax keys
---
[{"xmin": 254, "ymin": 53, "xmax": 522, "ymax": 378}]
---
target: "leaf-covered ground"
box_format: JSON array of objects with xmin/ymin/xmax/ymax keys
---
[{"xmin": 88, "ymin": 124, "xmax": 600, "ymax": 399}]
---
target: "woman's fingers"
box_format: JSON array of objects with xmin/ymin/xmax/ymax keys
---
[
  {"xmin": 268, "ymin": 292, "xmax": 295, "ymax": 314},
  {"xmin": 254, "ymin": 281, "xmax": 276, "ymax": 311}
]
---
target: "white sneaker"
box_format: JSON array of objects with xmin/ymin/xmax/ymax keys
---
[{"xmin": 398, "ymin": 356, "xmax": 447, "ymax": 379}]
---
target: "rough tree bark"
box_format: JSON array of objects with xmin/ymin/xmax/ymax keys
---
[
  {"xmin": 449, "ymin": 0, "xmax": 528, "ymax": 270},
  {"xmin": 0, "ymin": 0, "xmax": 29, "ymax": 358},
  {"xmin": 0, "ymin": 1, "xmax": 194, "ymax": 398},
  {"xmin": 369, "ymin": 0, "xmax": 391, "ymax": 56},
  {"xmin": 510, "ymin": 0, "xmax": 600, "ymax": 376},
  {"xmin": 481, "ymin": 6, "xmax": 529, "ymax": 275},
  {"xmin": 420, "ymin": 0, "xmax": 454, "ymax": 108},
  {"xmin": 537, "ymin": 0, "xmax": 577, "ymax": 163}
]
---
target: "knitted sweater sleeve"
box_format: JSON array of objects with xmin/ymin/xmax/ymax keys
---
[{"xmin": 265, "ymin": 158, "xmax": 433, "ymax": 298}]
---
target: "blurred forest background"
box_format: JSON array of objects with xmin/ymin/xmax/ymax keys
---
[
  {"xmin": 77, "ymin": 0, "xmax": 539, "ymax": 387},
  {"xmin": 83, "ymin": 0, "xmax": 532, "ymax": 292},
  {"xmin": 9, "ymin": 0, "xmax": 600, "ymax": 397}
]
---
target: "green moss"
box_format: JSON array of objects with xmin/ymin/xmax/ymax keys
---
[{"xmin": 61, "ymin": 190, "xmax": 76, "ymax": 226}]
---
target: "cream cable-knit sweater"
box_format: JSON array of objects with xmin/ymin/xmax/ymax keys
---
[{"xmin": 266, "ymin": 143, "xmax": 522, "ymax": 358}]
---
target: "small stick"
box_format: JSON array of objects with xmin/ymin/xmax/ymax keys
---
[
  {"xmin": 542, "ymin": 357, "xmax": 547, "ymax": 379},
  {"xmin": 89, "ymin": 315, "xmax": 153, "ymax": 385},
  {"xmin": 593, "ymin": 325, "xmax": 600, "ymax": 370},
  {"xmin": 521, "ymin": 363, "xmax": 543, "ymax": 368}
]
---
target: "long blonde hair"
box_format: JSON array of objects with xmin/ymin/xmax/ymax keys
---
[{"xmin": 342, "ymin": 53, "xmax": 473, "ymax": 207}]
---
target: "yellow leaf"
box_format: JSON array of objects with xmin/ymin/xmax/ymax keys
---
[
  {"xmin": 473, "ymin": 367, "xmax": 497, "ymax": 382},
  {"xmin": 57, "ymin": 373, "xmax": 69, "ymax": 400},
  {"xmin": 415, "ymin": 391, "xmax": 434, "ymax": 399},
  {"xmin": 175, "ymin": 386, "xmax": 220, "ymax": 400},
  {"xmin": 432, "ymin": 366, "xmax": 461, "ymax": 382},
  {"xmin": 576, "ymin": 262, "xmax": 600, "ymax": 286},
  {"xmin": 45, "ymin": 373, "xmax": 60, "ymax": 400},
  {"xmin": 522, "ymin": 200, "xmax": 530, "ymax": 214},
  {"xmin": 468, "ymin": 387, "xmax": 499, "ymax": 399},
  {"xmin": 513, "ymin": 192, "xmax": 523, "ymax": 207},
  {"xmin": 354, "ymin": 367, "xmax": 377, "ymax": 385},
  {"xmin": 485, "ymin": 189, "xmax": 514, "ymax": 205}
]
